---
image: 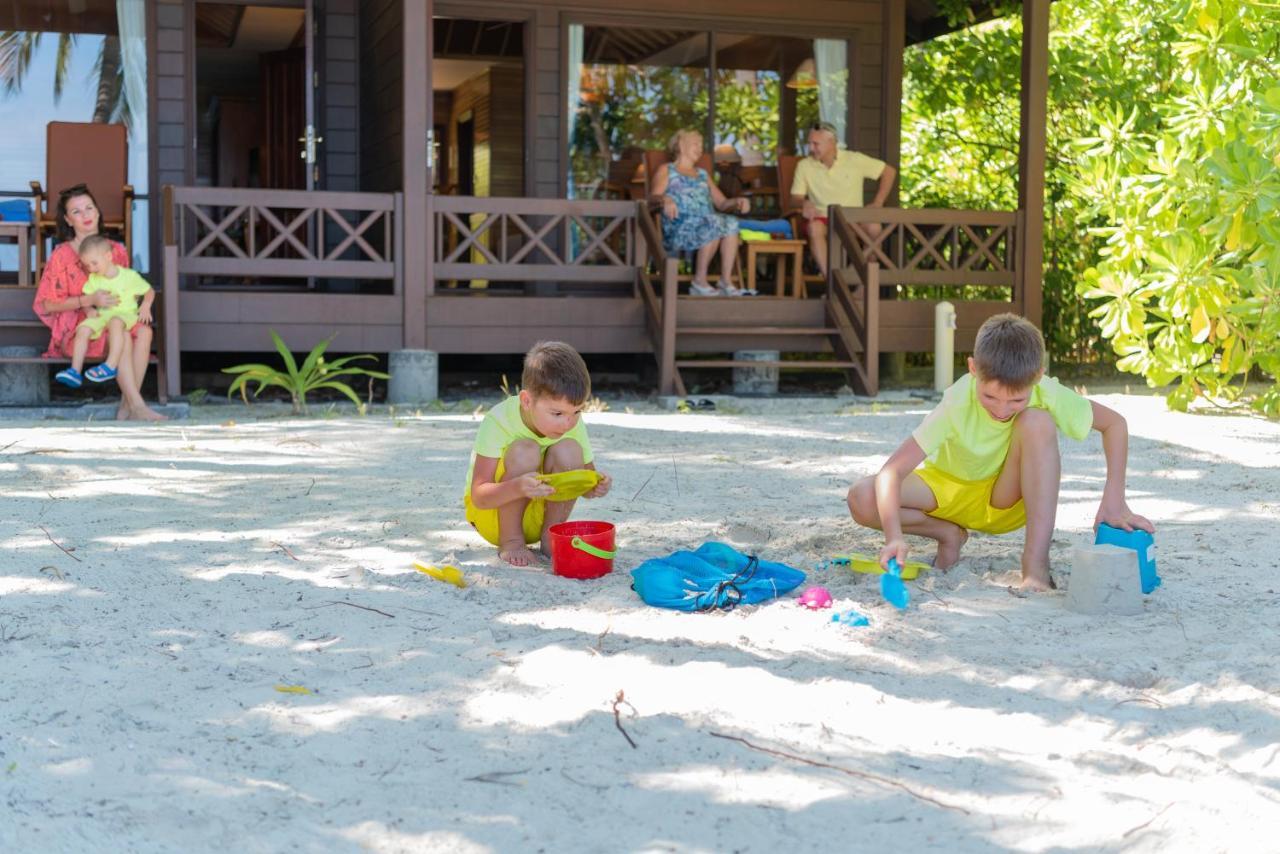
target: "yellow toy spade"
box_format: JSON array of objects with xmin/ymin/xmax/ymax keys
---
[{"xmin": 413, "ymin": 561, "xmax": 467, "ymax": 588}]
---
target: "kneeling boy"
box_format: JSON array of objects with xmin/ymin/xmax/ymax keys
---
[
  {"xmin": 465, "ymin": 341, "xmax": 612, "ymax": 566},
  {"xmin": 847, "ymin": 313, "xmax": 1152, "ymax": 591}
]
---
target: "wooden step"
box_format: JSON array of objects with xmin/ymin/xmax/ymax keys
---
[
  {"xmin": 678, "ymin": 326, "xmax": 839, "ymax": 336},
  {"xmin": 675, "ymin": 359, "xmax": 858, "ymax": 370},
  {"xmin": 0, "ymin": 319, "xmax": 45, "ymax": 327}
]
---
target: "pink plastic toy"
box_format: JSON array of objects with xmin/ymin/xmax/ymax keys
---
[{"xmin": 798, "ymin": 586, "xmax": 833, "ymax": 610}]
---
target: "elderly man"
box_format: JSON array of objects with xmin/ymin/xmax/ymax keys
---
[{"xmin": 789, "ymin": 121, "xmax": 897, "ymax": 277}]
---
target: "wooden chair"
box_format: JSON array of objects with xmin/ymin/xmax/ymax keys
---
[
  {"xmin": 643, "ymin": 149, "xmax": 742, "ymax": 290},
  {"xmin": 31, "ymin": 122, "xmax": 134, "ymax": 279}
]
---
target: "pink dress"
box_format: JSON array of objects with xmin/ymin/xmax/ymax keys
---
[{"xmin": 33, "ymin": 241, "xmax": 137, "ymax": 359}]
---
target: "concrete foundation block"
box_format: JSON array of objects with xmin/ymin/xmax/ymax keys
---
[
  {"xmin": 387, "ymin": 349, "xmax": 438, "ymax": 404},
  {"xmin": 1065, "ymin": 544, "xmax": 1142, "ymax": 616},
  {"xmin": 732, "ymin": 350, "xmax": 779, "ymax": 396},
  {"xmin": 0, "ymin": 346, "xmax": 50, "ymax": 406}
]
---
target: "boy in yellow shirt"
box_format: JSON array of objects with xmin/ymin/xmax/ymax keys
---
[
  {"xmin": 847, "ymin": 314, "xmax": 1153, "ymax": 591},
  {"xmin": 54, "ymin": 235, "xmax": 154, "ymax": 388},
  {"xmin": 465, "ymin": 341, "xmax": 612, "ymax": 566}
]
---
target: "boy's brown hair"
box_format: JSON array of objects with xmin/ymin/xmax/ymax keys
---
[
  {"xmin": 77, "ymin": 234, "xmax": 113, "ymax": 257},
  {"xmin": 972, "ymin": 313, "xmax": 1044, "ymax": 389},
  {"xmin": 522, "ymin": 341, "xmax": 591, "ymax": 404}
]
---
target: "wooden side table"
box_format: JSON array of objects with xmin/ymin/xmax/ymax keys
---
[
  {"xmin": 742, "ymin": 238, "xmax": 807, "ymax": 298},
  {"xmin": 0, "ymin": 221, "xmax": 32, "ymax": 286}
]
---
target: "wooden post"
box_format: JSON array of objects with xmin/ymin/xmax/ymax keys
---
[
  {"xmin": 1018, "ymin": 0, "xmax": 1050, "ymax": 328},
  {"xmin": 163, "ymin": 244, "xmax": 181, "ymax": 399},
  {"xmin": 865, "ymin": 262, "xmax": 880, "ymax": 396},
  {"xmin": 402, "ymin": 0, "xmax": 430, "ymax": 349},
  {"xmin": 881, "ymin": 0, "xmax": 906, "ymax": 205},
  {"xmin": 659, "ymin": 257, "xmax": 678, "ymax": 395}
]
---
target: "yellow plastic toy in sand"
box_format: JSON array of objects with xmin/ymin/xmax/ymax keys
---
[
  {"xmin": 413, "ymin": 561, "xmax": 467, "ymax": 588},
  {"xmin": 831, "ymin": 553, "xmax": 930, "ymax": 580},
  {"xmin": 536, "ymin": 469, "xmax": 600, "ymax": 502}
]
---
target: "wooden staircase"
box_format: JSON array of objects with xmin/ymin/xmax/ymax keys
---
[{"xmin": 635, "ymin": 202, "xmax": 880, "ymax": 397}]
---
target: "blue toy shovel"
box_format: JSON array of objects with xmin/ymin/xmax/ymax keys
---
[{"xmin": 881, "ymin": 558, "xmax": 910, "ymax": 610}]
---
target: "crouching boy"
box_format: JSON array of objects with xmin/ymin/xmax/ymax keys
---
[
  {"xmin": 465, "ymin": 341, "xmax": 612, "ymax": 566},
  {"xmin": 847, "ymin": 313, "xmax": 1153, "ymax": 591}
]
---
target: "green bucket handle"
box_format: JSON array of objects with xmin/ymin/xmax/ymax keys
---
[{"xmin": 571, "ymin": 536, "xmax": 616, "ymax": 560}]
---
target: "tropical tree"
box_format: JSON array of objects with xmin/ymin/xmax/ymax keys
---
[{"xmin": 0, "ymin": 30, "xmax": 128, "ymax": 126}]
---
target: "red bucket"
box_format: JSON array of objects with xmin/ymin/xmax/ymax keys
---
[{"xmin": 548, "ymin": 521, "xmax": 616, "ymax": 579}]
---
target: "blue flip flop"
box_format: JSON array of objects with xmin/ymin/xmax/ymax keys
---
[
  {"xmin": 55, "ymin": 367, "xmax": 83, "ymax": 388},
  {"xmin": 84, "ymin": 363, "xmax": 118, "ymax": 383}
]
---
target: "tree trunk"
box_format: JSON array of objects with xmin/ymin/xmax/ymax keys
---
[{"xmin": 92, "ymin": 36, "xmax": 121, "ymax": 123}]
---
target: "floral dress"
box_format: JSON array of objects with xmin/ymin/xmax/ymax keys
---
[
  {"xmin": 661, "ymin": 164, "xmax": 739, "ymax": 253},
  {"xmin": 33, "ymin": 240, "xmax": 134, "ymax": 358}
]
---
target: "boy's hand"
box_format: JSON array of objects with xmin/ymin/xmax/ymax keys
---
[
  {"xmin": 513, "ymin": 474, "xmax": 555, "ymax": 500},
  {"xmin": 138, "ymin": 304, "xmax": 153, "ymax": 325},
  {"xmin": 1094, "ymin": 498, "xmax": 1154, "ymax": 534},
  {"xmin": 585, "ymin": 472, "xmax": 612, "ymax": 499},
  {"xmin": 879, "ymin": 538, "xmax": 909, "ymax": 570}
]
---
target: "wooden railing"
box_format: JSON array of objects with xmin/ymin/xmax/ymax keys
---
[
  {"xmin": 160, "ymin": 185, "xmax": 403, "ymax": 398},
  {"xmin": 634, "ymin": 201, "xmax": 683, "ymax": 396},
  {"xmin": 431, "ymin": 196, "xmax": 639, "ymax": 292},
  {"xmin": 163, "ymin": 186, "xmax": 401, "ymax": 281}
]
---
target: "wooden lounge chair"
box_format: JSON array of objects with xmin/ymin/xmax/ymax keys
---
[
  {"xmin": 30, "ymin": 121, "xmax": 134, "ymax": 279},
  {"xmin": 642, "ymin": 149, "xmax": 741, "ymax": 290}
]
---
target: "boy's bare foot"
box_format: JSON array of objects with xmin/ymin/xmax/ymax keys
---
[
  {"xmin": 121, "ymin": 403, "xmax": 167, "ymax": 422},
  {"xmin": 500, "ymin": 542, "xmax": 538, "ymax": 567},
  {"xmin": 1016, "ymin": 572, "xmax": 1056, "ymax": 592},
  {"xmin": 934, "ymin": 527, "xmax": 969, "ymax": 569}
]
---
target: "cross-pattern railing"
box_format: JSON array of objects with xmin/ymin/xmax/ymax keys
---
[
  {"xmin": 164, "ymin": 186, "xmax": 400, "ymax": 281},
  {"xmin": 839, "ymin": 208, "xmax": 1019, "ymax": 287},
  {"xmin": 432, "ymin": 196, "xmax": 637, "ymax": 290}
]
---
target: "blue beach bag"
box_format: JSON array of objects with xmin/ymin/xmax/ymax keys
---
[{"xmin": 630, "ymin": 542, "xmax": 806, "ymax": 611}]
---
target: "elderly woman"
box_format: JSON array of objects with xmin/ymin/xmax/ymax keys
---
[
  {"xmin": 32, "ymin": 184, "xmax": 165, "ymax": 421},
  {"xmin": 650, "ymin": 129, "xmax": 750, "ymax": 296}
]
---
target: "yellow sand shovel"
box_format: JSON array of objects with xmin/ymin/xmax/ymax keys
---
[
  {"xmin": 536, "ymin": 469, "xmax": 601, "ymax": 502},
  {"xmin": 413, "ymin": 561, "xmax": 467, "ymax": 588}
]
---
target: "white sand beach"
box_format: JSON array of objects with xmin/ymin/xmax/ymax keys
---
[{"xmin": 2, "ymin": 392, "xmax": 1278, "ymax": 852}]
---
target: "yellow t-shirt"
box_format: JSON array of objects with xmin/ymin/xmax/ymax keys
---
[
  {"xmin": 790, "ymin": 149, "xmax": 888, "ymax": 210},
  {"xmin": 465, "ymin": 395, "xmax": 594, "ymax": 496},
  {"xmin": 911, "ymin": 373, "xmax": 1094, "ymax": 481},
  {"xmin": 83, "ymin": 268, "xmax": 151, "ymax": 328}
]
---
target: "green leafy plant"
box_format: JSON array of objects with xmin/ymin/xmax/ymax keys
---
[{"xmin": 222, "ymin": 331, "xmax": 390, "ymax": 416}]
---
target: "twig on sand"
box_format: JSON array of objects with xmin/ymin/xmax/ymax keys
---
[
  {"xmin": 629, "ymin": 469, "xmax": 657, "ymax": 503},
  {"xmin": 319, "ymin": 600, "xmax": 396, "ymax": 619},
  {"xmin": 305, "ymin": 478, "xmax": 316, "ymax": 497},
  {"xmin": 270, "ymin": 541, "xmax": 301, "ymax": 561},
  {"xmin": 0, "ymin": 439, "xmax": 21, "ymax": 453},
  {"xmin": 465, "ymin": 769, "xmax": 529, "ymax": 786},
  {"xmin": 671, "ymin": 455, "xmax": 680, "ymax": 497},
  {"xmin": 1122, "ymin": 803, "xmax": 1173, "ymax": 839},
  {"xmin": 613, "ymin": 690, "xmax": 638, "ymax": 749},
  {"xmin": 40, "ymin": 565, "xmax": 65, "ymax": 581},
  {"xmin": 37, "ymin": 526, "xmax": 81, "ymax": 563},
  {"xmin": 709, "ymin": 732, "xmax": 969, "ymax": 814},
  {"xmin": 560, "ymin": 768, "xmax": 610, "ymax": 791}
]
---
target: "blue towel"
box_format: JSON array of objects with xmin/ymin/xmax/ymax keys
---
[
  {"xmin": 743, "ymin": 218, "xmax": 793, "ymax": 239},
  {"xmin": 631, "ymin": 542, "xmax": 806, "ymax": 611},
  {"xmin": 0, "ymin": 199, "xmax": 32, "ymax": 223}
]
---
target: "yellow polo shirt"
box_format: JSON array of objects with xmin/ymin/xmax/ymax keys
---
[{"xmin": 790, "ymin": 149, "xmax": 888, "ymax": 210}]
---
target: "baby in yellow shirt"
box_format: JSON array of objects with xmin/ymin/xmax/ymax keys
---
[
  {"xmin": 54, "ymin": 234, "xmax": 154, "ymax": 388},
  {"xmin": 847, "ymin": 313, "xmax": 1154, "ymax": 591}
]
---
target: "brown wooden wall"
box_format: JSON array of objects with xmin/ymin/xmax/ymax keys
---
[
  {"xmin": 359, "ymin": 0, "xmax": 403, "ymax": 192},
  {"xmin": 321, "ymin": 0, "xmax": 361, "ymax": 192},
  {"xmin": 446, "ymin": 66, "xmax": 525, "ymax": 197}
]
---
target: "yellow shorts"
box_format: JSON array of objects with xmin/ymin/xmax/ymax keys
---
[
  {"xmin": 915, "ymin": 463, "xmax": 1026, "ymax": 535},
  {"xmin": 78, "ymin": 313, "xmax": 135, "ymax": 340},
  {"xmin": 464, "ymin": 456, "xmax": 546, "ymax": 546}
]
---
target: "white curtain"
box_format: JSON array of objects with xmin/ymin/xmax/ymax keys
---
[
  {"xmin": 813, "ymin": 39, "xmax": 848, "ymax": 147},
  {"xmin": 566, "ymin": 24, "xmax": 584, "ymax": 199},
  {"xmin": 117, "ymin": 0, "xmax": 147, "ymax": 190}
]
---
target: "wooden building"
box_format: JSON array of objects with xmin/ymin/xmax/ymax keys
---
[{"xmin": 1, "ymin": 0, "xmax": 1051, "ymax": 398}]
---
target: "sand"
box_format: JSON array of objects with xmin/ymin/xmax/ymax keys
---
[{"xmin": 1, "ymin": 392, "xmax": 1278, "ymax": 853}]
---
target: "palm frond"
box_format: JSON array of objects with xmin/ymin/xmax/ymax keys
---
[
  {"xmin": 54, "ymin": 33, "xmax": 75, "ymax": 103},
  {"xmin": 0, "ymin": 31, "xmax": 41, "ymax": 96}
]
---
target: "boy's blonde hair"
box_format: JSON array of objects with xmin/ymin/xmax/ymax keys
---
[
  {"xmin": 972, "ymin": 313, "xmax": 1044, "ymax": 389},
  {"xmin": 78, "ymin": 234, "xmax": 113, "ymax": 257},
  {"xmin": 522, "ymin": 341, "xmax": 591, "ymax": 404}
]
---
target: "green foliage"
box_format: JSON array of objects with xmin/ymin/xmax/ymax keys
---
[
  {"xmin": 222, "ymin": 331, "xmax": 389, "ymax": 416},
  {"xmin": 1074, "ymin": 0, "xmax": 1280, "ymax": 416},
  {"xmin": 902, "ymin": 0, "xmax": 1280, "ymax": 415}
]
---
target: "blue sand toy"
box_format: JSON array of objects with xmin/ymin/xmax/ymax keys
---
[
  {"xmin": 880, "ymin": 558, "xmax": 910, "ymax": 609},
  {"xmin": 631, "ymin": 542, "xmax": 806, "ymax": 611},
  {"xmin": 831, "ymin": 608, "xmax": 870, "ymax": 627},
  {"xmin": 1095, "ymin": 524, "xmax": 1159, "ymax": 594}
]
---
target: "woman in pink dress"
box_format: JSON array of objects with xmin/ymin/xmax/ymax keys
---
[{"xmin": 32, "ymin": 184, "xmax": 164, "ymax": 421}]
